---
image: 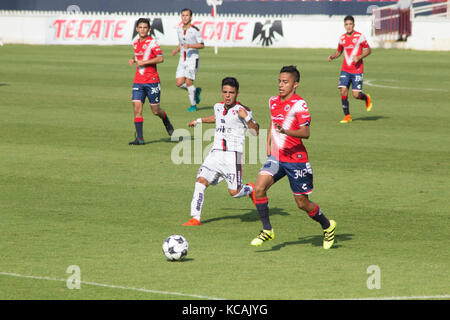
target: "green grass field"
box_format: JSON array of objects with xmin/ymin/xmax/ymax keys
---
[{"xmin": 0, "ymin": 44, "xmax": 449, "ymax": 300}]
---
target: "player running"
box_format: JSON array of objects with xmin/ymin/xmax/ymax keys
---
[
  {"xmin": 251, "ymin": 66, "xmax": 336, "ymax": 250},
  {"xmin": 328, "ymin": 15, "xmax": 372, "ymax": 123},
  {"xmin": 182, "ymin": 77, "xmax": 259, "ymax": 226},
  {"xmin": 172, "ymin": 8, "xmax": 205, "ymax": 112},
  {"xmin": 128, "ymin": 18, "xmax": 174, "ymax": 145}
]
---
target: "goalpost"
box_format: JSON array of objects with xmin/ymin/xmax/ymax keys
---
[{"xmin": 206, "ymin": 0, "xmax": 223, "ymax": 55}]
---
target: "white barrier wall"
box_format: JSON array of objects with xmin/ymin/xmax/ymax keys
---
[{"xmin": 0, "ymin": 11, "xmax": 449, "ymax": 50}]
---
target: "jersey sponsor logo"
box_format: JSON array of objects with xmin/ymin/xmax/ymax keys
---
[{"xmin": 252, "ymin": 20, "xmax": 283, "ymax": 47}]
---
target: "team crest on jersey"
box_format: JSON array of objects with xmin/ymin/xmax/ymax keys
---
[
  {"xmin": 284, "ymin": 105, "xmax": 291, "ymax": 112},
  {"xmin": 252, "ymin": 20, "xmax": 283, "ymax": 47}
]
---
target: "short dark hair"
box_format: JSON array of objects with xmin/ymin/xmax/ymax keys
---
[
  {"xmin": 344, "ymin": 15, "xmax": 354, "ymax": 23},
  {"xmin": 280, "ymin": 65, "xmax": 300, "ymax": 83},
  {"xmin": 181, "ymin": 8, "xmax": 193, "ymax": 16},
  {"xmin": 136, "ymin": 18, "xmax": 150, "ymax": 27},
  {"xmin": 222, "ymin": 77, "xmax": 239, "ymax": 91}
]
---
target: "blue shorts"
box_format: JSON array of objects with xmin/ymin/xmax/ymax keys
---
[
  {"xmin": 259, "ymin": 155, "xmax": 314, "ymax": 195},
  {"xmin": 338, "ymin": 71, "xmax": 363, "ymax": 92},
  {"xmin": 132, "ymin": 82, "xmax": 161, "ymax": 104}
]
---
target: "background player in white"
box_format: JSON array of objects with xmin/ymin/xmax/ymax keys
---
[
  {"xmin": 182, "ymin": 77, "xmax": 259, "ymax": 226},
  {"xmin": 172, "ymin": 8, "xmax": 205, "ymax": 112}
]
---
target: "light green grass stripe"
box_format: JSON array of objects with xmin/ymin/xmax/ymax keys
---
[{"xmin": 0, "ymin": 272, "xmax": 226, "ymax": 300}]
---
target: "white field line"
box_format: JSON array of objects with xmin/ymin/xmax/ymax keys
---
[
  {"xmin": 2, "ymin": 271, "xmax": 448, "ymax": 300},
  {"xmin": 365, "ymin": 79, "xmax": 449, "ymax": 92},
  {"xmin": 0, "ymin": 271, "xmax": 225, "ymax": 300}
]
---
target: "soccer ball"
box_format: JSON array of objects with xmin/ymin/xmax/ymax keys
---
[{"xmin": 162, "ymin": 235, "xmax": 189, "ymax": 261}]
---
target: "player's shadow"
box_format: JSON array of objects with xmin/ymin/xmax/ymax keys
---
[
  {"xmin": 143, "ymin": 137, "xmax": 189, "ymax": 144},
  {"xmin": 0, "ymin": 83, "xmax": 8, "ymax": 87},
  {"xmin": 256, "ymin": 233, "xmax": 354, "ymax": 252},
  {"xmin": 352, "ymin": 115, "xmax": 389, "ymax": 121},
  {"xmin": 201, "ymin": 207, "xmax": 290, "ymax": 224}
]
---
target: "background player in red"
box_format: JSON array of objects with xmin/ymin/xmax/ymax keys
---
[
  {"xmin": 328, "ymin": 15, "xmax": 373, "ymax": 123},
  {"xmin": 128, "ymin": 18, "xmax": 174, "ymax": 145},
  {"xmin": 250, "ymin": 66, "xmax": 336, "ymax": 250}
]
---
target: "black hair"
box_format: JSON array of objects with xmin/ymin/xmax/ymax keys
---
[
  {"xmin": 280, "ymin": 65, "xmax": 300, "ymax": 83},
  {"xmin": 222, "ymin": 77, "xmax": 239, "ymax": 92},
  {"xmin": 181, "ymin": 8, "xmax": 193, "ymax": 16},
  {"xmin": 136, "ymin": 18, "xmax": 150, "ymax": 27},
  {"xmin": 344, "ymin": 15, "xmax": 355, "ymax": 23}
]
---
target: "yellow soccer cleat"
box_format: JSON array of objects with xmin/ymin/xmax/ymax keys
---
[
  {"xmin": 365, "ymin": 94, "xmax": 372, "ymax": 112},
  {"xmin": 251, "ymin": 229, "xmax": 275, "ymax": 246},
  {"xmin": 339, "ymin": 115, "xmax": 352, "ymax": 123},
  {"xmin": 323, "ymin": 220, "xmax": 337, "ymax": 250}
]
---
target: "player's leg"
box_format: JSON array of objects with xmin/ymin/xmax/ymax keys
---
[
  {"xmin": 147, "ymin": 83, "xmax": 174, "ymax": 136},
  {"xmin": 351, "ymin": 74, "xmax": 372, "ymax": 112},
  {"xmin": 223, "ymin": 151, "xmax": 254, "ymax": 200},
  {"xmin": 130, "ymin": 84, "xmax": 146, "ymax": 145},
  {"xmin": 250, "ymin": 156, "xmax": 284, "ymax": 246},
  {"xmin": 183, "ymin": 151, "xmax": 222, "ymax": 226},
  {"xmin": 286, "ymin": 162, "xmax": 336, "ymax": 249},
  {"xmin": 185, "ymin": 59, "xmax": 201, "ymax": 112},
  {"xmin": 338, "ymin": 72, "xmax": 352, "ymax": 123}
]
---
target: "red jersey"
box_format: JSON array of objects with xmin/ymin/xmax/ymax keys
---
[
  {"xmin": 133, "ymin": 36, "xmax": 162, "ymax": 84},
  {"xmin": 337, "ymin": 31, "xmax": 370, "ymax": 74},
  {"xmin": 269, "ymin": 94, "xmax": 311, "ymax": 163}
]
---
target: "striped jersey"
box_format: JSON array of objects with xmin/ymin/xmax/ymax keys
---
[
  {"xmin": 133, "ymin": 36, "xmax": 162, "ymax": 83},
  {"xmin": 269, "ymin": 94, "xmax": 311, "ymax": 163},
  {"xmin": 212, "ymin": 102, "xmax": 253, "ymax": 154},
  {"xmin": 177, "ymin": 25, "xmax": 203, "ymax": 62},
  {"xmin": 337, "ymin": 31, "xmax": 370, "ymax": 74}
]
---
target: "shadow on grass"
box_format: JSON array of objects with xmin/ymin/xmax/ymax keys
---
[
  {"xmin": 352, "ymin": 115, "xmax": 390, "ymax": 121},
  {"xmin": 0, "ymin": 83, "xmax": 8, "ymax": 87},
  {"xmin": 143, "ymin": 137, "xmax": 189, "ymax": 144},
  {"xmin": 201, "ymin": 207, "xmax": 290, "ymax": 224},
  {"xmin": 196, "ymin": 105, "xmax": 214, "ymax": 111},
  {"xmin": 255, "ymin": 233, "xmax": 354, "ymax": 252}
]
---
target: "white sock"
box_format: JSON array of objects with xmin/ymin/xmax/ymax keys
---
[
  {"xmin": 190, "ymin": 182, "xmax": 206, "ymax": 220},
  {"xmin": 179, "ymin": 83, "xmax": 187, "ymax": 90},
  {"xmin": 187, "ymin": 85, "xmax": 196, "ymax": 106},
  {"xmin": 233, "ymin": 184, "xmax": 253, "ymax": 198}
]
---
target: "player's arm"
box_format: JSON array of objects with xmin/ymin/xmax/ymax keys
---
[
  {"xmin": 353, "ymin": 47, "xmax": 371, "ymax": 63},
  {"xmin": 238, "ymin": 107, "xmax": 259, "ymax": 136},
  {"xmin": 137, "ymin": 55, "xmax": 164, "ymax": 67},
  {"xmin": 328, "ymin": 49, "xmax": 342, "ymax": 62},
  {"xmin": 188, "ymin": 115, "xmax": 215, "ymax": 127},
  {"xmin": 183, "ymin": 43, "xmax": 205, "ymax": 50},
  {"xmin": 171, "ymin": 44, "xmax": 181, "ymax": 56},
  {"xmin": 128, "ymin": 55, "xmax": 136, "ymax": 66},
  {"xmin": 275, "ymin": 123, "xmax": 310, "ymax": 139}
]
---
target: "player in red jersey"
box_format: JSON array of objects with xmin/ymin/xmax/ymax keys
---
[
  {"xmin": 250, "ymin": 66, "xmax": 336, "ymax": 249},
  {"xmin": 128, "ymin": 18, "xmax": 174, "ymax": 145},
  {"xmin": 328, "ymin": 15, "xmax": 373, "ymax": 123}
]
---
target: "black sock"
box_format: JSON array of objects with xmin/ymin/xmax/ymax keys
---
[
  {"xmin": 255, "ymin": 197, "xmax": 272, "ymax": 230},
  {"xmin": 341, "ymin": 96, "xmax": 350, "ymax": 115},
  {"xmin": 308, "ymin": 204, "xmax": 330, "ymax": 229},
  {"xmin": 134, "ymin": 117, "xmax": 144, "ymax": 140},
  {"xmin": 358, "ymin": 92, "xmax": 368, "ymax": 101}
]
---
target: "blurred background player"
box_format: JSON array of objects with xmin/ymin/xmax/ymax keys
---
[
  {"xmin": 172, "ymin": 8, "xmax": 205, "ymax": 112},
  {"xmin": 251, "ymin": 66, "xmax": 336, "ymax": 250},
  {"xmin": 328, "ymin": 15, "xmax": 372, "ymax": 123},
  {"xmin": 183, "ymin": 77, "xmax": 259, "ymax": 226},
  {"xmin": 128, "ymin": 18, "xmax": 174, "ymax": 145}
]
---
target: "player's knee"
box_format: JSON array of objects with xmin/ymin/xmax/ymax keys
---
[
  {"xmin": 254, "ymin": 184, "xmax": 266, "ymax": 198},
  {"xmin": 352, "ymin": 91, "xmax": 360, "ymax": 99},
  {"xmin": 195, "ymin": 177, "xmax": 209, "ymax": 187}
]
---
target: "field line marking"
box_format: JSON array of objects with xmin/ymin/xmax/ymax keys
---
[
  {"xmin": 365, "ymin": 79, "xmax": 448, "ymax": 92},
  {"xmin": 0, "ymin": 271, "xmax": 225, "ymax": 300}
]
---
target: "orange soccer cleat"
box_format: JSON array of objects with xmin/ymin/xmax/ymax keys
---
[
  {"xmin": 248, "ymin": 182, "xmax": 256, "ymax": 207},
  {"xmin": 182, "ymin": 218, "xmax": 202, "ymax": 226},
  {"xmin": 339, "ymin": 114, "xmax": 352, "ymax": 123},
  {"xmin": 365, "ymin": 94, "xmax": 372, "ymax": 112}
]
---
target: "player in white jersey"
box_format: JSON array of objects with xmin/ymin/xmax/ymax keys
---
[
  {"xmin": 182, "ymin": 77, "xmax": 260, "ymax": 226},
  {"xmin": 172, "ymin": 8, "xmax": 205, "ymax": 112}
]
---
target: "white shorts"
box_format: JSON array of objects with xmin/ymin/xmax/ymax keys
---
[
  {"xmin": 197, "ymin": 150, "xmax": 242, "ymax": 191},
  {"xmin": 176, "ymin": 58, "xmax": 199, "ymax": 80}
]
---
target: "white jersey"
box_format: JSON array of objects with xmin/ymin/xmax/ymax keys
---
[
  {"xmin": 212, "ymin": 102, "xmax": 253, "ymax": 153},
  {"xmin": 177, "ymin": 25, "xmax": 203, "ymax": 62}
]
